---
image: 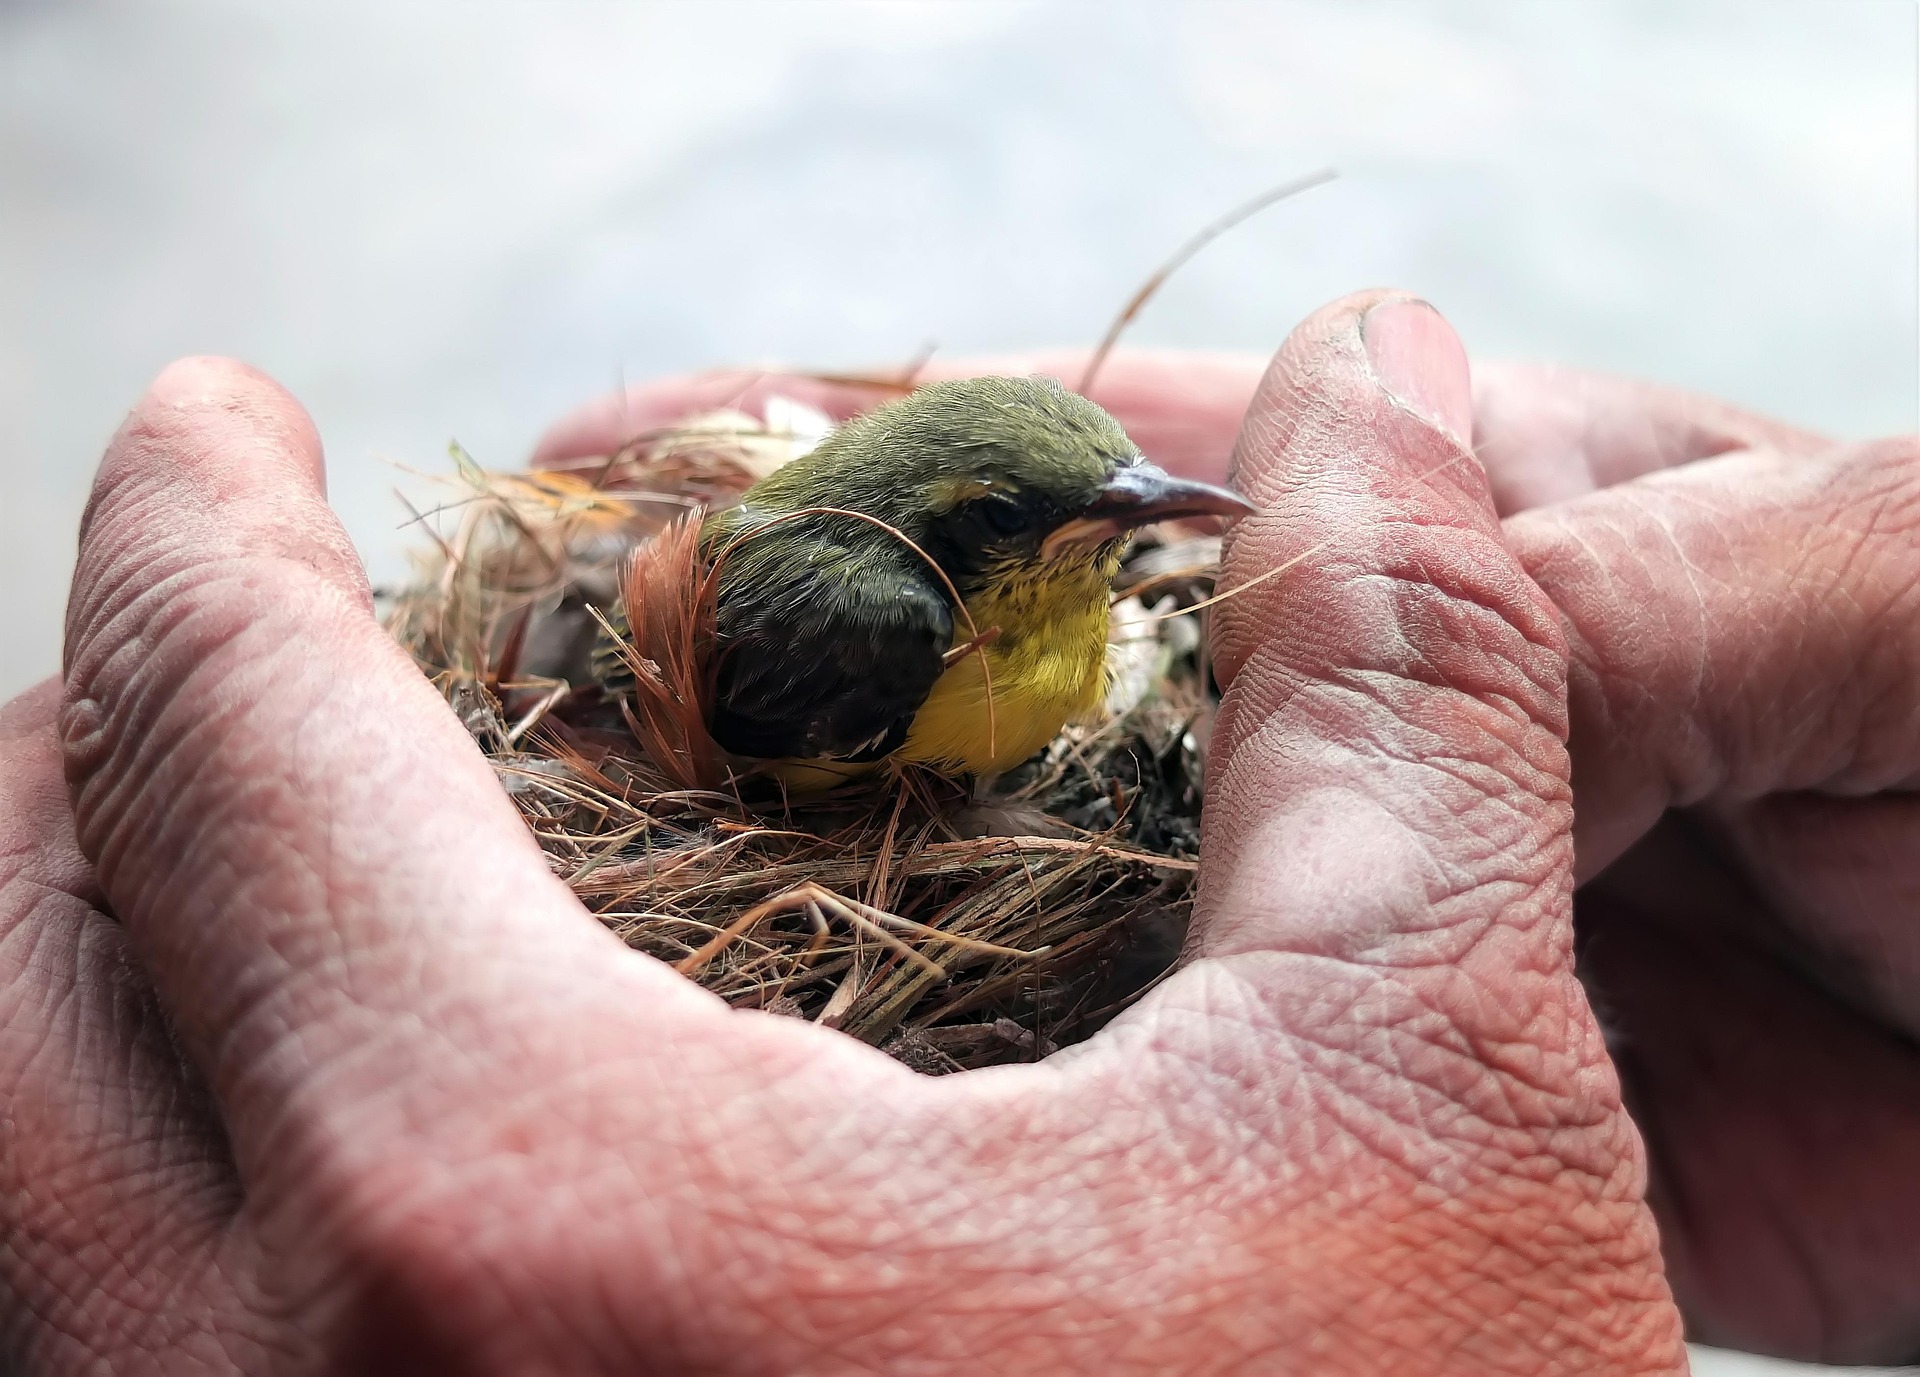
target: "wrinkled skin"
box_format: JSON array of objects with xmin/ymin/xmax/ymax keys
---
[{"xmin": 0, "ymin": 290, "xmax": 1912, "ymax": 1372}]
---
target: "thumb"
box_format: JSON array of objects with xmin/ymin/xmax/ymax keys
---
[
  {"xmin": 1127, "ymin": 292, "xmax": 1680, "ymax": 1367},
  {"xmin": 1196, "ymin": 293, "xmax": 1575, "ymax": 976},
  {"xmin": 58, "ymin": 358, "xmax": 716, "ymax": 1213}
]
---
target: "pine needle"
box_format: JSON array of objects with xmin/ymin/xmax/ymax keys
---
[{"xmin": 1077, "ymin": 168, "xmax": 1337, "ymax": 396}]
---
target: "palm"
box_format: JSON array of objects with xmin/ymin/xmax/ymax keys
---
[
  {"xmin": 542, "ymin": 350, "xmax": 1920, "ymax": 1364},
  {"xmin": 542, "ymin": 347, "xmax": 1920, "ymax": 1366},
  {"xmin": 3, "ymin": 309, "xmax": 1688, "ymax": 1375},
  {"xmin": 0, "ymin": 308, "xmax": 1912, "ymax": 1373}
]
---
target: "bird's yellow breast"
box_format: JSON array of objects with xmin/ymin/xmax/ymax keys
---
[{"xmin": 899, "ymin": 555, "xmax": 1116, "ymax": 776}]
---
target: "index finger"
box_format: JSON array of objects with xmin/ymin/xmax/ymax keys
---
[{"xmin": 1473, "ymin": 360, "xmax": 1833, "ymax": 513}]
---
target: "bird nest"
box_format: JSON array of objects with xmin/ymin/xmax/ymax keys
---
[{"xmin": 382, "ymin": 401, "xmax": 1224, "ymax": 1073}]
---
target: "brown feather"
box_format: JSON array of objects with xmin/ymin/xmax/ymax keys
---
[{"xmin": 609, "ymin": 514, "xmax": 725, "ymax": 790}]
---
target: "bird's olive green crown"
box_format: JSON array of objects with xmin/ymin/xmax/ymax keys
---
[{"xmin": 702, "ymin": 376, "xmax": 1143, "ymax": 590}]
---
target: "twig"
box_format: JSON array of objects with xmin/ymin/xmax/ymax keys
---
[{"xmin": 1077, "ymin": 168, "xmax": 1337, "ymax": 395}]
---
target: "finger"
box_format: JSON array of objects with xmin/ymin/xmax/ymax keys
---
[
  {"xmin": 59, "ymin": 359, "xmax": 722, "ymax": 1210},
  {"xmin": 0, "ymin": 680, "xmax": 257, "ymax": 1370},
  {"xmin": 1196, "ymin": 293, "xmax": 1574, "ymax": 969},
  {"xmin": 529, "ymin": 350, "xmax": 1270, "ymax": 484},
  {"xmin": 1472, "ymin": 361, "xmax": 1831, "ymax": 514},
  {"xmin": 1502, "ymin": 435, "xmax": 1920, "ymax": 881},
  {"xmin": 1109, "ymin": 292, "xmax": 1678, "ymax": 1360}
]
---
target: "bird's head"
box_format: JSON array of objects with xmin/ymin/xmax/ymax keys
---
[{"xmin": 726, "ymin": 376, "xmax": 1253, "ymax": 596}]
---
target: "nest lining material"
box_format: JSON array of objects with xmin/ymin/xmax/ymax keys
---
[{"xmin": 382, "ymin": 401, "xmax": 1225, "ymax": 1073}]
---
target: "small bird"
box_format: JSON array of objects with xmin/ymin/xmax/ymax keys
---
[{"xmin": 675, "ymin": 375, "xmax": 1253, "ymax": 780}]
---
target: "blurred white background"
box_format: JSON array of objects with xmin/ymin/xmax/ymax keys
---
[
  {"xmin": 3, "ymin": 0, "xmax": 1916, "ymax": 702},
  {"xmin": 2, "ymin": 3, "xmax": 1918, "ymax": 1370}
]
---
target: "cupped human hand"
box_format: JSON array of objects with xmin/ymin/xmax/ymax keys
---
[
  {"xmin": 540, "ymin": 334, "xmax": 1920, "ymax": 1366},
  {"xmin": 1494, "ymin": 392, "xmax": 1920, "ymax": 1366},
  {"xmin": 0, "ymin": 292, "xmax": 1686, "ymax": 1373}
]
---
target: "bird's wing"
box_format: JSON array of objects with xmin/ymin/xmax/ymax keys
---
[{"xmin": 706, "ymin": 537, "xmax": 954, "ymax": 762}]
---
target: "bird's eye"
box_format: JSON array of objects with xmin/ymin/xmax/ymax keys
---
[{"xmin": 978, "ymin": 493, "xmax": 1030, "ymax": 537}]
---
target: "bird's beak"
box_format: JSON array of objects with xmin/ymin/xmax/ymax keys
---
[{"xmin": 1041, "ymin": 461, "xmax": 1256, "ymax": 559}]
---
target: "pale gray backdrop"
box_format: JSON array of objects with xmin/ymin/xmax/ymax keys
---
[
  {"xmin": 3, "ymin": 0, "xmax": 1916, "ymax": 698},
  {"xmin": 2, "ymin": 4, "xmax": 1918, "ymax": 1367}
]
